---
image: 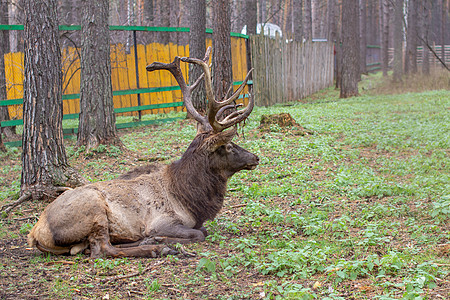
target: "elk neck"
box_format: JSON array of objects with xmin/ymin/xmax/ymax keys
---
[{"xmin": 166, "ymin": 133, "xmax": 228, "ymax": 227}]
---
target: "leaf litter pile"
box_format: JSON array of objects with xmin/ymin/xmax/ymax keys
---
[{"xmin": 0, "ymin": 76, "xmax": 449, "ymax": 299}]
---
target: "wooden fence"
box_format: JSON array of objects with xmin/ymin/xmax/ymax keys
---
[
  {"xmin": 250, "ymin": 35, "xmax": 334, "ymax": 106},
  {"xmin": 2, "ymin": 35, "xmax": 249, "ymax": 122}
]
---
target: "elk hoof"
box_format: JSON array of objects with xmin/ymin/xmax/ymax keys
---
[
  {"xmin": 139, "ymin": 236, "xmax": 157, "ymax": 245},
  {"xmin": 161, "ymin": 247, "xmax": 178, "ymax": 256}
]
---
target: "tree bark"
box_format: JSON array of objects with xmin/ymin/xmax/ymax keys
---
[
  {"xmin": 441, "ymin": 0, "xmax": 446, "ymax": 64},
  {"xmin": 144, "ymin": 0, "xmax": 154, "ymax": 25},
  {"xmin": 189, "ymin": 0, "xmax": 207, "ymax": 113},
  {"xmin": 212, "ymin": 0, "xmax": 233, "ymax": 103},
  {"xmin": 405, "ymin": 0, "xmax": 418, "ymax": 74},
  {"xmin": 246, "ymin": 0, "xmax": 258, "ymax": 35},
  {"xmin": 392, "ymin": 0, "xmax": 403, "ymax": 82},
  {"xmin": 420, "ymin": 0, "xmax": 431, "ymax": 74},
  {"xmin": 304, "ymin": 0, "xmax": 312, "ymax": 40},
  {"xmin": 22, "ymin": 0, "xmax": 86, "ymax": 198},
  {"xmin": 158, "ymin": 0, "xmax": 170, "ymax": 44},
  {"xmin": 360, "ymin": 0, "xmax": 367, "ymax": 74},
  {"xmin": 78, "ymin": 0, "xmax": 121, "ymax": 151},
  {"xmin": 245, "ymin": 0, "xmax": 257, "ymax": 77},
  {"xmin": 340, "ymin": 0, "xmax": 360, "ymax": 98},
  {"xmin": 381, "ymin": 0, "xmax": 390, "ymax": 76},
  {"xmin": 0, "ymin": 130, "xmax": 5, "ymax": 152},
  {"xmin": 0, "ymin": 0, "xmax": 14, "ymax": 137},
  {"xmin": 293, "ymin": 0, "xmax": 303, "ymax": 42}
]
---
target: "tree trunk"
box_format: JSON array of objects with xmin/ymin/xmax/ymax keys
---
[
  {"xmin": 246, "ymin": 0, "xmax": 258, "ymax": 35},
  {"xmin": 381, "ymin": 0, "xmax": 390, "ymax": 76},
  {"xmin": 293, "ymin": 0, "xmax": 303, "ymax": 42},
  {"xmin": 259, "ymin": 0, "xmax": 266, "ymax": 23},
  {"xmin": 245, "ymin": 0, "xmax": 257, "ymax": 77},
  {"xmin": 144, "ymin": 0, "xmax": 154, "ymax": 25},
  {"xmin": 0, "ymin": 0, "xmax": 14, "ymax": 137},
  {"xmin": 169, "ymin": 0, "xmax": 180, "ymax": 43},
  {"xmin": 158, "ymin": 0, "xmax": 170, "ymax": 44},
  {"xmin": 327, "ymin": 0, "xmax": 337, "ymax": 83},
  {"xmin": 78, "ymin": 0, "xmax": 121, "ymax": 151},
  {"xmin": 22, "ymin": 0, "xmax": 86, "ymax": 198},
  {"xmin": 212, "ymin": 0, "xmax": 233, "ymax": 103},
  {"xmin": 392, "ymin": 0, "xmax": 403, "ymax": 82},
  {"xmin": 340, "ymin": 0, "xmax": 359, "ymax": 98},
  {"xmin": 420, "ymin": 0, "xmax": 431, "ymax": 74},
  {"xmin": 304, "ymin": 0, "xmax": 312, "ymax": 40},
  {"xmin": 189, "ymin": 0, "xmax": 207, "ymax": 113},
  {"xmin": 441, "ymin": 0, "xmax": 446, "ymax": 64},
  {"xmin": 0, "ymin": 130, "xmax": 5, "ymax": 152},
  {"xmin": 360, "ymin": 0, "xmax": 367, "ymax": 74},
  {"xmin": 405, "ymin": 0, "xmax": 418, "ymax": 74},
  {"xmin": 335, "ymin": 2, "xmax": 342, "ymax": 89}
]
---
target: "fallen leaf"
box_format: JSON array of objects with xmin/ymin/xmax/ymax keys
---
[{"xmin": 313, "ymin": 281, "xmax": 322, "ymax": 289}]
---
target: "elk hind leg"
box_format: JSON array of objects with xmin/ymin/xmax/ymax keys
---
[{"xmin": 88, "ymin": 226, "xmax": 176, "ymax": 258}]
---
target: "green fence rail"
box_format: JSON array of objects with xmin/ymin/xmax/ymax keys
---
[{"xmin": 0, "ymin": 24, "xmax": 249, "ymax": 39}]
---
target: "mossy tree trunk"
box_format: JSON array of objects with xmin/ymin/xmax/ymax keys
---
[
  {"xmin": 22, "ymin": 0, "xmax": 86, "ymax": 199},
  {"xmin": 77, "ymin": 0, "xmax": 121, "ymax": 151}
]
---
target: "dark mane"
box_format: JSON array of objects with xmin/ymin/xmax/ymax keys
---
[{"xmin": 166, "ymin": 133, "xmax": 227, "ymax": 227}]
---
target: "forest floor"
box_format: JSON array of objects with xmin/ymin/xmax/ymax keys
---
[{"xmin": 0, "ymin": 71, "xmax": 449, "ymax": 299}]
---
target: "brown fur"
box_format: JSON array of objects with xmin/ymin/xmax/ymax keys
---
[{"xmin": 28, "ymin": 130, "xmax": 259, "ymax": 258}]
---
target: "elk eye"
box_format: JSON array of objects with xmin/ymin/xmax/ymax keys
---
[{"xmin": 225, "ymin": 144, "xmax": 233, "ymax": 152}]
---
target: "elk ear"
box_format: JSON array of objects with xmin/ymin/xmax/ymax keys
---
[{"xmin": 203, "ymin": 127, "xmax": 237, "ymax": 152}]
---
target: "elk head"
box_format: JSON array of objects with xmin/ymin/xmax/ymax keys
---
[{"xmin": 146, "ymin": 47, "xmax": 259, "ymax": 179}]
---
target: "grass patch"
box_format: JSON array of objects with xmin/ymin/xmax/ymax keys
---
[{"xmin": 0, "ymin": 74, "xmax": 449, "ymax": 299}]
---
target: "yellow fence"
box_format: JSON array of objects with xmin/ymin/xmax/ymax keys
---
[{"xmin": 3, "ymin": 36, "xmax": 249, "ymax": 120}]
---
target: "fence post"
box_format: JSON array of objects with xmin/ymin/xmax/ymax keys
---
[{"xmin": 133, "ymin": 30, "xmax": 141, "ymax": 120}]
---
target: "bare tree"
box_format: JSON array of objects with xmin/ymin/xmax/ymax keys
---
[
  {"xmin": 392, "ymin": 0, "xmax": 403, "ymax": 82},
  {"xmin": 22, "ymin": 0, "xmax": 86, "ymax": 199},
  {"xmin": 189, "ymin": 0, "xmax": 207, "ymax": 113},
  {"xmin": 405, "ymin": 0, "xmax": 418, "ymax": 74},
  {"xmin": 77, "ymin": 0, "xmax": 121, "ymax": 150},
  {"xmin": 212, "ymin": 0, "xmax": 233, "ymax": 102},
  {"xmin": 340, "ymin": 0, "xmax": 360, "ymax": 98}
]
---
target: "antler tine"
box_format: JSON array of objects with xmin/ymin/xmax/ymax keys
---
[
  {"xmin": 214, "ymin": 92, "xmax": 255, "ymax": 132},
  {"xmin": 146, "ymin": 56, "xmax": 210, "ymax": 131},
  {"xmin": 217, "ymin": 68, "xmax": 254, "ymax": 106},
  {"xmin": 209, "ymin": 68, "xmax": 254, "ymax": 132}
]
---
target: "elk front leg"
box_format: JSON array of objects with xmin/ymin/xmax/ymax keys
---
[
  {"xmin": 114, "ymin": 224, "xmax": 207, "ymax": 249},
  {"xmin": 153, "ymin": 224, "xmax": 206, "ymax": 244}
]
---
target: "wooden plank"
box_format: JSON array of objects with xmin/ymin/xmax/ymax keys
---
[
  {"xmin": 137, "ymin": 43, "xmax": 152, "ymax": 115},
  {"xmin": 126, "ymin": 45, "xmax": 139, "ymax": 115}
]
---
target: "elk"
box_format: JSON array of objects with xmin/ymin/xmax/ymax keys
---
[{"xmin": 28, "ymin": 47, "xmax": 259, "ymax": 258}]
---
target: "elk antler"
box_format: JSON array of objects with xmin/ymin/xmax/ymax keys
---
[{"xmin": 146, "ymin": 46, "xmax": 254, "ymax": 133}]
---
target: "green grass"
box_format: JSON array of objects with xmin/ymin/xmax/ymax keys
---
[{"xmin": 0, "ymin": 74, "xmax": 449, "ymax": 299}]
